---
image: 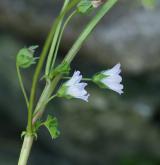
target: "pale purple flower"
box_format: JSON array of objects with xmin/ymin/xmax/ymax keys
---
[
  {"xmin": 101, "ymin": 63, "xmax": 123, "ymax": 94},
  {"xmin": 58, "ymin": 71, "xmax": 90, "ymax": 102},
  {"xmin": 93, "ymin": 63, "xmax": 123, "ymax": 95}
]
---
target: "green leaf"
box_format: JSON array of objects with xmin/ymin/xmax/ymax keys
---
[
  {"xmin": 34, "ymin": 119, "xmax": 42, "ymax": 132},
  {"xmin": 77, "ymin": 0, "xmax": 93, "ymax": 13},
  {"xmin": 44, "ymin": 115, "xmax": 60, "ymax": 139}
]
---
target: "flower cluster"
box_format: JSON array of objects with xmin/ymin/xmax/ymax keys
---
[{"xmin": 58, "ymin": 63, "xmax": 123, "ymax": 102}]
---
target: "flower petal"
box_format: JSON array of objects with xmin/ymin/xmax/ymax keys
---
[{"xmin": 103, "ymin": 63, "xmax": 121, "ymax": 76}]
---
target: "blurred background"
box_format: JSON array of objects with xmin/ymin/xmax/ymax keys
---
[{"xmin": 0, "ymin": 0, "xmax": 160, "ymax": 164}]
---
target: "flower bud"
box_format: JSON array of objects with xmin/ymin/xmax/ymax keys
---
[
  {"xmin": 91, "ymin": 0, "xmax": 103, "ymax": 8},
  {"xmin": 16, "ymin": 45, "xmax": 38, "ymax": 68},
  {"xmin": 77, "ymin": 0, "xmax": 92, "ymax": 14}
]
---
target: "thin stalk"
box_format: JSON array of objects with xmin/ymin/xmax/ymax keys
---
[
  {"xmin": 18, "ymin": 135, "xmax": 34, "ymax": 165},
  {"xmin": 63, "ymin": 0, "xmax": 118, "ymax": 64},
  {"xmin": 47, "ymin": 94, "xmax": 57, "ymax": 104},
  {"xmin": 51, "ymin": 10, "xmax": 77, "ymax": 69},
  {"xmin": 63, "ymin": 76, "xmax": 92, "ymax": 81},
  {"xmin": 45, "ymin": 0, "xmax": 70, "ymax": 76},
  {"xmin": 16, "ymin": 63, "xmax": 29, "ymax": 108}
]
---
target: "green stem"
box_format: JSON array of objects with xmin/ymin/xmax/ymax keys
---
[
  {"xmin": 26, "ymin": 2, "xmax": 65, "ymax": 134},
  {"xmin": 51, "ymin": 10, "xmax": 77, "ymax": 69},
  {"xmin": 45, "ymin": 0, "xmax": 70, "ymax": 76},
  {"xmin": 63, "ymin": 76, "xmax": 92, "ymax": 81},
  {"xmin": 47, "ymin": 94, "xmax": 57, "ymax": 104},
  {"xmin": 16, "ymin": 64, "xmax": 29, "ymax": 108},
  {"xmin": 32, "ymin": 75, "xmax": 61, "ymax": 125},
  {"xmin": 63, "ymin": 0, "xmax": 118, "ymax": 64},
  {"xmin": 18, "ymin": 135, "xmax": 34, "ymax": 165}
]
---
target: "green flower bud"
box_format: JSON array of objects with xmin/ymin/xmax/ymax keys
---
[
  {"xmin": 16, "ymin": 45, "xmax": 39, "ymax": 68},
  {"xmin": 77, "ymin": 0, "xmax": 93, "ymax": 14}
]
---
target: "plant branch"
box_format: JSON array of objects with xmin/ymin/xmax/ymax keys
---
[
  {"xmin": 51, "ymin": 10, "xmax": 77, "ymax": 69},
  {"xmin": 63, "ymin": 0, "xmax": 118, "ymax": 64}
]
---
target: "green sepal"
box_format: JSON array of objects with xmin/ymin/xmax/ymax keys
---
[
  {"xmin": 49, "ymin": 62, "xmax": 71, "ymax": 79},
  {"xmin": 92, "ymin": 72, "xmax": 108, "ymax": 89},
  {"xmin": 57, "ymin": 84, "xmax": 73, "ymax": 99},
  {"xmin": 16, "ymin": 45, "xmax": 39, "ymax": 68},
  {"xmin": 77, "ymin": 0, "xmax": 93, "ymax": 14},
  {"xmin": 44, "ymin": 115, "xmax": 60, "ymax": 139}
]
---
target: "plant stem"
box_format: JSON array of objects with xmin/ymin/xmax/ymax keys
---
[
  {"xmin": 18, "ymin": 135, "xmax": 34, "ymax": 165},
  {"xmin": 63, "ymin": 76, "xmax": 92, "ymax": 81},
  {"xmin": 32, "ymin": 75, "xmax": 61, "ymax": 124},
  {"xmin": 27, "ymin": 20, "xmax": 57, "ymax": 134},
  {"xmin": 16, "ymin": 64, "xmax": 29, "ymax": 108},
  {"xmin": 51, "ymin": 10, "xmax": 77, "ymax": 69},
  {"xmin": 45, "ymin": 0, "xmax": 70, "ymax": 76},
  {"xmin": 63, "ymin": 0, "xmax": 118, "ymax": 64}
]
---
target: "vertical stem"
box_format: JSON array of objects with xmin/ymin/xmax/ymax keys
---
[
  {"xmin": 18, "ymin": 135, "xmax": 34, "ymax": 165},
  {"xmin": 45, "ymin": 0, "xmax": 70, "ymax": 76},
  {"xmin": 51, "ymin": 10, "xmax": 77, "ymax": 69}
]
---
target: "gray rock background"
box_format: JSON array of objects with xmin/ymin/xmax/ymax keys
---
[{"xmin": 0, "ymin": 0, "xmax": 160, "ymax": 165}]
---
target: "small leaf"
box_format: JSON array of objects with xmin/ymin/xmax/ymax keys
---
[
  {"xmin": 44, "ymin": 115, "xmax": 60, "ymax": 139},
  {"xmin": 34, "ymin": 119, "xmax": 42, "ymax": 132}
]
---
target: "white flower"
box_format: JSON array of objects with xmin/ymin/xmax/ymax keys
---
[
  {"xmin": 93, "ymin": 63, "xmax": 123, "ymax": 95},
  {"xmin": 58, "ymin": 71, "xmax": 90, "ymax": 102}
]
